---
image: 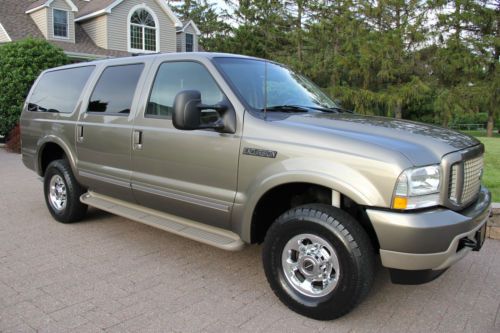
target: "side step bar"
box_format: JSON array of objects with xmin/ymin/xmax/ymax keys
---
[{"xmin": 80, "ymin": 191, "xmax": 245, "ymax": 251}]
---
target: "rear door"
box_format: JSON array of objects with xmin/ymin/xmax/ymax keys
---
[
  {"xmin": 130, "ymin": 59, "xmax": 241, "ymax": 229},
  {"xmin": 76, "ymin": 63, "xmax": 146, "ymax": 202}
]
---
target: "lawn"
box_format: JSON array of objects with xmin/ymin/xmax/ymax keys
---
[{"xmin": 462, "ymin": 131, "xmax": 500, "ymax": 202}]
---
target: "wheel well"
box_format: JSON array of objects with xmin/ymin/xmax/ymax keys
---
[
  {"xmin": 40, "ymin": 143, "xmax": 66, "ymax": 176},
  {"xmin": 250, "ymin": 183, "xmax": 380, "ymax": 251}
]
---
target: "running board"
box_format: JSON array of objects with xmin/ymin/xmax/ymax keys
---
[{"xmin": 80, "ymin": 191, "xmax": 245, "ymax": 251}]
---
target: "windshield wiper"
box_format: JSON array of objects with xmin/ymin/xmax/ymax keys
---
[
  {"xmin": 305, "ymin": 105, "xmax": 353, "ymax": 113},
  {"xmin": 260, "ymin": 105, "xmax": 309, "ymax": 113}
]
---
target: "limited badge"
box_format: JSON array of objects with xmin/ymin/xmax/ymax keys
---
[{"xmin": 243, "ymin": 147, "xmax": 278, "ymax": 158}]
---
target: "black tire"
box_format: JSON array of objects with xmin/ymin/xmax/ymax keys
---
[
  {"xmin": 262, "ymin": 204, "xmax": 375, "ymax": 320},
  {"xmin": 44, "ymin": 159, "xmax": 87, "ymax": 223}
]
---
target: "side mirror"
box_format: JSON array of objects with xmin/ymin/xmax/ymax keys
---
[
  {"xmin": 172, "ymin": 90, "xmax": 204, "ymax": 130},
  {"xmin": 172, "ymin": 90, "xmax": 236, "ymax": 133}
]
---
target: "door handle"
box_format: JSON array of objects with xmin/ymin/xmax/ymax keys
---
[
  {"xmin": 77, "ymin": 125, "xmax": 84, "ymax": 143},
  {"xmin": 133, "ymin": 130, "xmax": 143, "ymax": 150}
]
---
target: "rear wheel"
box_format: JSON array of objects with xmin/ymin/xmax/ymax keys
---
[
  {"xmin": 262, "ymin": 204, "xmax": 374, "ymax": 320},
  {"xmin": 44, "ymin": 159, "xmax": 87, "ymax": 223}
]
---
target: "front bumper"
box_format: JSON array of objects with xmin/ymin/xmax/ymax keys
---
[{"xmin": 366, "ymin": 187, "xmax": 491, "ymax": 281}]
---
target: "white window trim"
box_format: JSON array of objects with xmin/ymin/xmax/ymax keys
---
[
  {"xmin": 52, "ymin": 8, "xmax": 69, "ymax": 40},
  {"xmin": 0, "ymin": 23, "xmax": 12, "ymax": 42},
  {"xmin": 127, "ymin": 4, "xmax": 160, "ymax": 54}
]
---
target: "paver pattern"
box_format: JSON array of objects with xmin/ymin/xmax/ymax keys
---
[{"xmin": 1, "ymin": 148, "xmax": 499, "ymax": 333}]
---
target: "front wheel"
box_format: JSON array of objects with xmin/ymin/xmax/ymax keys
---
[
  {"xmin": 262, "ymin": 204, "xmax": 375, "ymax": 320},
  {"xmin": 44, "ymin": 159, "xmax": 87, "ymax": 223}
]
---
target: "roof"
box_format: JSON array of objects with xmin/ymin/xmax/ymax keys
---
[
  {"xmin": 74, "ymin": 0, "xmax": 182, "ymax": 27},
  {"xmin": 177, "ymin": 20, "xmax": 201, "ymax": 36},
  {"xmin": 0, "ymin": 0, "xmax": 129, "ymax": 58}
]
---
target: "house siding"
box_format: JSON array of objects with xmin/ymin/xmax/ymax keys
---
[
  {"xmin": 47, "ymin": 0, "xmax": 75, "ymax": 43},
  {"xmin": 30, "ymin": 8, "xmax": 48, "ymax": 38},
  {"xmin": 107, "ymin": 0, "xmax": 176, "ymax": 53},
  {"xmin": 0, "ymin": 23, "xmax": 11, "ymax": 42},
  {"xmin": 81, "ymin": 15, "xmax": 108, "ymax": 49},
  {"xmin": 176, "ymin": 32, "xmax": 182, "ymax": 52}
]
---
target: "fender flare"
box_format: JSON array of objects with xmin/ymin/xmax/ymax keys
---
[
  {"xmin": 234, "ymin": 168, "xmax": 386, "ymax": 243},
  {"xmin": 35, "ymin": 135, "xmax": 77, "ymax": 177}
]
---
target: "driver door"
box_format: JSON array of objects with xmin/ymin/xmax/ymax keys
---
[{"xmin": 130, "ymin": 60, "xmax": 240, "ymax": 229}]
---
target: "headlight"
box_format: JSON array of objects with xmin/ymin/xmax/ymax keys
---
[{"xmin": 392, "ymin": 165, "xmax": 441, "ymax": 210}]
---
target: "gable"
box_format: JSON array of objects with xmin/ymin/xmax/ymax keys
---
[
  {"xmin": 26, "ymin": 0, "xmax": 78, "ymax": 14},
  {"xmin": 75, "ymin": 0, "xmax": 182, "ymax": 27}
]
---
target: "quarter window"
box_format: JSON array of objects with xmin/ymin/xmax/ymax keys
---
[
  {"xmin": 28, "ymin": 66, "xmax": 94, "ymax": 114},
  {"xmin": 53, "ymin": 9, "xmax": 68, "ymax": 38},
  {"xmin": 147, "ymin": 62, "xmax": 223, "ymax": 119},
  {"xmin": 88, "ymin": 64, "xmax": 144, "ymax": 114},
  {"xmin": 130, "ymin": 8, "xmax": 157, "ymax": 52},
  {"xmin": 185, "ymin": 33, "xmax": 194, "ymax": 52}
]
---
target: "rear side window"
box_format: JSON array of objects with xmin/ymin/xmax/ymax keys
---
[
  {"xmin": 88, "ymin": 64, "xmax": 144, "ymax": 114},
  {"xmin": 28, "ymin": 66, "xmax": 94, "ymax": 113}
]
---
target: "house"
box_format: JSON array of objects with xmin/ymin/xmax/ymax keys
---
[{"xmin": 0, "ymin": 0, "xmax": 201, "ymax": 61}]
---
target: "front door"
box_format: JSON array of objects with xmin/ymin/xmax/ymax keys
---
[
  {"xmin": 131, "ymin": 60, "xmax": 240, "ymax": 229},
  {"xmin": 76, "ymin": 63, "xmax": 146, "ymax": 202}
]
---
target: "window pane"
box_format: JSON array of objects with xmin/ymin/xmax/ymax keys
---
[
  {"xmin": 131, "ymin": 9, "xmax": 155, "ymax": 27},
  {"xmin": 53, "ymin": 9, "xmax": 68, "ymax": 37},
  {"xmin": 88, "ymin": 64, "xmax": 144, "ymax": 114},
  {"xmin": 147, "ymin": 62, "xmax": 223, "ymax": 118},
  {"xmin": 28, "ymin": 66, "xmax": 94, "ymax": 113},
  {"xmin": 130, "ymin": 25, "xmax": 143, "ymax": 50},
  {"xmin": 185, "ymin": 33, "xmax": 193, "ymax": 52},
  {"xmin": 144, "ymin": 28, "xmax": 156, "ymax": 51}
]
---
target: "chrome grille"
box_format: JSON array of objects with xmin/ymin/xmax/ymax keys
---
[{"xmin": 448, "ymin": 155, "xmax": 483, "ymax": 206}]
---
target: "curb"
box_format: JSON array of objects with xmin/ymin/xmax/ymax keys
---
[{"xmin": 487, "ymin": 202, "xmax": 500, "ymax": 240}]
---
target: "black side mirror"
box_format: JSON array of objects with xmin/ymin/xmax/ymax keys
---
[
  {"xmin": 172, "ymin": 90, "xmax": 236, "ymax": 133},
  {"xmin": 172, "ymin": 90, "xmax": 204, "ymax": 130}
]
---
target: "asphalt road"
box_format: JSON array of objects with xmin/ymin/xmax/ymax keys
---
[{"xmin": 1, "ymin": 148, "xmax": 499, "ymax": 332}]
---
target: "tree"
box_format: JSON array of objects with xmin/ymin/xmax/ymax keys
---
[{"xmin": 0, "ymin": 38, "xmax": 68, "ymax": 136}]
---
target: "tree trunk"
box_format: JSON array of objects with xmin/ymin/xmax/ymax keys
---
[
  {"xmin": 394, "ymin": 102, "xmax": 402, "ymax": 119},
  {"xmin": 297, "ymin": 1, "xmax": 303, "ymax": 62},
  {"xmin": 487, "ymin": 112, "xmax": 494, "ymax": 137}
]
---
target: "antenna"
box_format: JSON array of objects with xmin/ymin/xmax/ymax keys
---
[{"xmin": 264, "ymin": 60, "xmax": 268, "ymax": 120}]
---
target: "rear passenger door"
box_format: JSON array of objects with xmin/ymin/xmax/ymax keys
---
[
  {"xmin": 130, "ymin": 60, "xmax": 241, "ymax": 229},
  {"xmin": 76, "ymin": 63, "xmax": 146, "ymax": 202}
]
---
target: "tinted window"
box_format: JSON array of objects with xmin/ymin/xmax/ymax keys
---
[
  {"xmin": 88, "ymin": 64, "xmax": 144, "ymax": 114},
  {"xmin": 28, "ymin": 66, "xmax": 94, "ymax": 114},
  {"xmin": 146, "ymin": 62, "xmax": 223, "ymax": 119}
]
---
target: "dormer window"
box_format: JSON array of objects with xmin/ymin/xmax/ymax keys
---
[
  {"xmin": 185, "ymin": 33, "xmax": 193, "ymax": 52},
  {"xmin": 53, "ymin": 9, "xmax": 69, "ymax": 38},
  {"xmin": 129, "ymin": 7, "xmax": 158, "ymax": 53}
]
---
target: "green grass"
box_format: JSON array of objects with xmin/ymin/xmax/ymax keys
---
[
  {"xmin": 462, "ymin": 131, "xmax": 500, "ymax": 202},
  {"xmin": 478, "ymin": 137, "xmax": 500, "ymax": 202}
]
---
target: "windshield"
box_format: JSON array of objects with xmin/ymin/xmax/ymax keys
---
[{"xmin": 213, "ymin": 57, "xmax": 338, "ymax": 111}]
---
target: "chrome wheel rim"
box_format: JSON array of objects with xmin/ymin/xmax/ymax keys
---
[
  {"xmin": 48, "ymin": 175, "xmax": 67, "ymax": 212},
  {"xmin": 281, "ymin": 233, "xmax": 340, "ymax": 298}
]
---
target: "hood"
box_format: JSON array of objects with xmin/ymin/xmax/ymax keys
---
[{"xmin": 276, "ymin": 113, "xmax": 480, "ymax": 166}]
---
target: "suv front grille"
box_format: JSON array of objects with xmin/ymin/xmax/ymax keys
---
[{"xmin": 448, "ymin": 155, "xmax": 483, "ymax": 206}]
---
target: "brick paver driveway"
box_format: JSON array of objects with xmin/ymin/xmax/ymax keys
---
[{"xmin": 1, "ymin": 148, "xmax": 499, "ymax": 333}]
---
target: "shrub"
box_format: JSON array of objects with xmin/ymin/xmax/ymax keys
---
[{"xmin": 0, "ymin": 38, "xmax": 69, "ymax": 136}]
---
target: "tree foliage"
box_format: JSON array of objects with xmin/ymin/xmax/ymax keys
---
[{"xmin": 0, "ymin": 38, "xmax": 69, "ymax": 136}]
